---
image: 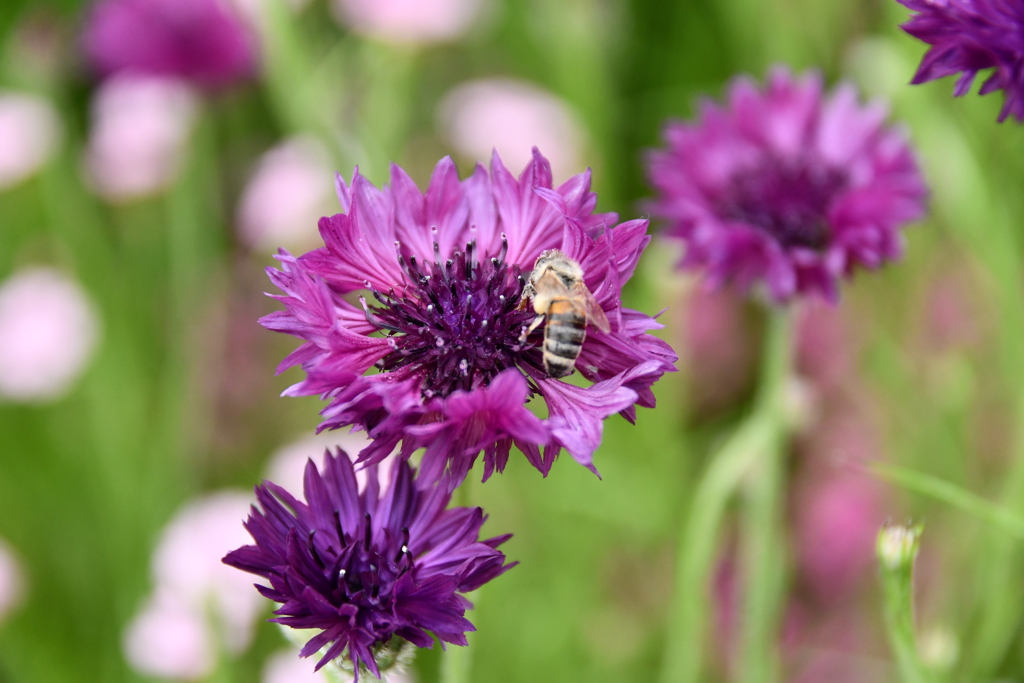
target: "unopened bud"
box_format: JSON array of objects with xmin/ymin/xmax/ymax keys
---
[{"xmin": 877, "ymin": 523, "xmax": 922, "ymax": 571}]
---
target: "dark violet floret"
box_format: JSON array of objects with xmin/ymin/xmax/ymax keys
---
[
  {"xmin": 223, "ymin": 450, "xmax": 515, "ymax": 680},
  {"xmin": 260, "ymin": 149, "xmax": 677, "ymax": 489},
  {"xmin": 645, "ymin": 67, "xmax": 928, "ymax": 303},
  {"xmin": 82, "ymin": 0, "xmax": 257, "ymax": 88},
  {"xmin": 898, "ymin": 0, "xmax": 1024, "ymax": 122}
]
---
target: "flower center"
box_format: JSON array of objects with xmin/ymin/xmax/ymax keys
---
[
  {"xmin": 718, "ymin": 157, "xmax": 849, "ymax": 250},
  {"xmin": 307, "ymin": 512, "xmax": 410, "ymax": 610},
  {"xmin": 365, "ymin": 237, "xmax": 540, "ymax": 399}
]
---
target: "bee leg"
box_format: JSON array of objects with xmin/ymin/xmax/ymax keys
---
[
  {"xmin": 517, "ymin": 283, "xmax": 534, "ymax": 310},
  {"xmin": 520, "ymin": 314, "xmax": 545, "ymax": 343}
]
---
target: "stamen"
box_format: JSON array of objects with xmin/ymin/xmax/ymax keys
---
[{"xmin": 307, "ymin": 530, "xmax": 325, "ymax": 569}]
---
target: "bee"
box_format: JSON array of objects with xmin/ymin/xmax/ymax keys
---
[{"xmin": 519, "ymin": 249, "xmax": 611, "ymax": 378}]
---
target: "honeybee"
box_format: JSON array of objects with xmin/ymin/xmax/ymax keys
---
[{"xmin": 519, "ymin": 249, "xmax": 611, "ymax": 378}]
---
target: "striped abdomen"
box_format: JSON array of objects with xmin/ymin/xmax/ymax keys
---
[{"xmin": 542, "ymin": 298, "xmax": 587, "ymax": 378}]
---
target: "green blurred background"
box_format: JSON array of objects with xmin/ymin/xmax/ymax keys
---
[{"xmin": 3, "ymin": 0, "xmax": 1024, "ymax": 681}]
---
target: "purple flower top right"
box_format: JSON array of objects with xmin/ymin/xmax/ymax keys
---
[
  {"xmin": 899, "ymin": 0, "xmax": 1024, "ymax": 122},
  {"xmin": 645, "ymin": 67, "xmax": 928, "ymax": 304}
]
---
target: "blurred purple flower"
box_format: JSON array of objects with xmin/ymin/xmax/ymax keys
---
[
  {"xmin": 898, "ymin": 0, "xmax": 1024, "ymax": 122},
  {"xmin": 82, "ymin": 0, "xmax": 257, "ymax": 89},
  {"xmin": 222, "ymin": 450, "xmax": 515, "ymax": 679},
  {"xmin": 262, "ymin": 149, "xmax": 676, "ymax": 489},
  {"xmin": 646, "ymin": 67, "xmax": 928, "ymax": 303}
]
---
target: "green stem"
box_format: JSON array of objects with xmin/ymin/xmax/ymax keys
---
[
  {"xmin": 878, "ymin": 525, "xmax": 931, "ymax": 683},
  {"xmin": 658, "ymin": 306, "xmax": 792, "ymax": 683},
  {"xmin": 738, "ymin": 308, "xmax": 793, "ymax": 683}
]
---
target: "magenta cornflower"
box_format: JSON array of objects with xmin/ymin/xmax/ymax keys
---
[
  {"xmin": 223, "ymin": 450, "xmax": 514, "ymax": 679},
  {"xmin": 82, "ymin": 0, "xmax": 257, "ymax": 88},
  {"xmin": 646, "ymin": 67, "xmax": 928, "ymax": 303},
  {"xmin": 262, "ymin": 149, "xmax": 676, "ymax": 489},
  {"xmin": 899, "ymin": 0, "xmax": 1024, "ymax": 122}
]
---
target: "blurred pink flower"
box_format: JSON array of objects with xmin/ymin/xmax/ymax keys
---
[
  {"xmin": 438, "ymin": 79, "xmax": 584, "ymax": 182},
  {"xmin": 0, "ymin": 267, "xmax": 100, "ymax": 402},
  {"xmin": 0, "ymin": 91, "xmax": 60, "ymax": 190},
  {"xmin": 84, "ymin": 74, "xmax": 198, "ymax": 202},
  {"xmin": 332, "ymin": 0, "xmax": 482, "ymax": 44},
  {"xmin": 794, "ymin": 474, "xmax": 883, "ymax": 603},
  {"xmin": 263, "ymin": 648, "xmax": 417, "ymax": 683},
  {"xmin": 124, "ymin": 492, "xmax": 263, "ymax": 678},
  {"xmin": 236, "ymin": 137, "xmax": 335, "ymax": 252},
  {"xmin": 796, "ymin": 302, "xmax": 856, "ymax": 393},
  {"xmin": 681, "ymin": 286, "xmax": 758, "ymax": 418},
  {"xmin": 123, "ymin": 593, "xmax": 215, "ymax": 680},
  {"xmin": 265, "ymin": 431, "xmax": 391, "ymax": 501},
  {"xmin": 263, "ymin": 649, "xmax": 329, "ymax": 683},
  {"xmin": 0, "ymin": 539, "xmax": 26, "ymax": 624}
]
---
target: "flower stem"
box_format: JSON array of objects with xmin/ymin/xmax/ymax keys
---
[
  {"xmin": 738, "ymin": 308, "xmax": 793, "ymax": 683},
  {"xmin": 659, "ymin": 306, "xmax": 792, "ymax": 683},
  {"xmin": 877, "ymin": 525, "xmax": 932, "ymax": 683}
]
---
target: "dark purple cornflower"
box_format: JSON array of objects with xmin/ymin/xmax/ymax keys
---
[
  {"xmin": 898, "ymin": 0, "xmax": 1024, "ymax": 122},
  {"xmin": 223, "ymin": 450, "xmax": 514, "ymax": 679},
  {"xmin": 82, "ymin": 0, "xmax": 257, "ymax": 89},
  {"xmin": 262, "ymin": 149, "xmax": 676, "ymax": 489},
  {"xmin": 646, "ymin": 67, "xmax": 928, "ymax": 303}
]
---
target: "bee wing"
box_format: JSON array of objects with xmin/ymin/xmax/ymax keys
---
[{"xmin": 574, "ymin": 281, "xmax": 611, "ymax": 333}]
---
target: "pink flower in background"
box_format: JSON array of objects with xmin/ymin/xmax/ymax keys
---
[
  {"xmin": 332, "ymin": 0, "xmax": 482, "ymax": 44},
  {"xmin": 266, "ymin": 432, "xmax": 394, "ymax": 499},
  {"xmin": 84, "ymin": 74, "xmax": 198, "ymax": 202},
  {"xmin": 262, "ymin": 649, "xmax": 416, "ymax": 683},
  {"xmin": 681, "ymin": 287, "xmax": 758, "ymax": 417},
  {"xmin": 82, "ymin": 0, "xmax": 257, "ymax": 88},
  {"xmin": 123, "ymin": 594, "xmax": 215, "ymax": 680},
  {"xmin": 0, "ymin": 91, "xmax": 60, "ymax": 190},
  {"xmin": 237, "ymin": 137, "xmax": 336, "ymax": 253},
  {"xmin": 0, "ymin": 539, "xmax": 26, "ymax": 624},
  {"xmin": 646, "ymin": 67, "xmax": 928, "ymax": 303},
  {"xmin": 439, "ymin": 79, "xmax": 584, "ymax": 183},
  {"xmin": 124, "ymin": 492, "xmax": 262, "ymax": 678},
  {"xmin": 0, "ymin": 268, "xmax": 100, "ymax": 402},
  {"xmin": 794, "ymin": 474, "xmax": 884, "ymax": 603}
]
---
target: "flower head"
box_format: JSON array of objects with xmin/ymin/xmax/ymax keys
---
[
  {"xmin": 646, "ymin": 67, "xmax": 928, "ymax": 303},
  {"xmin": 262, "ymin": 149, "xmax": 675, "ymax": 489},
  {"xmin": 898, "ymin": 0, "xmax": 1024, "ymax": 122},
  {"xmin": 222, "ymin": 450, "xmax": 515, "ymax": 679},
  {"xmin": 82, "ymin": 0, "xmax": 257, "ymax": 89}
]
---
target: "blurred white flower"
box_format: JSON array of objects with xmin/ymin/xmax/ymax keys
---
[
  {"xmin": 438, "ymin": 79, "xmax": 584, "ymax": 182},
  {"xmin": 0, "ymin": 267, "xmax": 100, "ymax": 402},
  {"xmin": 123, "ymin": 593, "xmax": 215, "ymax": 680},
  {"xmin": 263, "ymin": 648, "xmax": 417, "ymax": 683},
  {"xmin": 263, "ymin": 649, "xmax": 329, "ymax": 683},
  {"xmin": 0, "ymin": 91, "xmax": 60, "ymax": 190},
  {"xmin": 266, "ymin": 431, "xmax": 392, "ymax": 500},
  {"xmin": 124, "ymin": 492, "xmax": 262, "ymax": 679},
  {"xmin": 331, "ymin": 0, "xmax": 482, "ymax": 44},
  {"xmin": 85, "ymin": 74, "xmax": 198, "ymax": 202},
  {"xmin": 0, "ymin": 539, "xmax": 26, "ymax": 624},
  {"xmin": 237, "ymin": 136, "xmax": 336, "ymax": 252}
]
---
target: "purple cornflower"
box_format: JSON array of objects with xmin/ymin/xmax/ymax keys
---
[
  {"xmin": 262, "ymin": 149, "xmax": 676, "ymax": 488},
  {"xmin": 223, "ymin": 450, "xmax": 514, "ymax": 679},
  {"xmin": 899, "ymin": 0, "xmax": 1024, "ymax": 122},
  {"xmin": 82, "ymin": 0, "xmax": 257, "ymax": 88},
  {"xmin": 646, "ymin": 67, "xmax": 928, "ymax": 304}
]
